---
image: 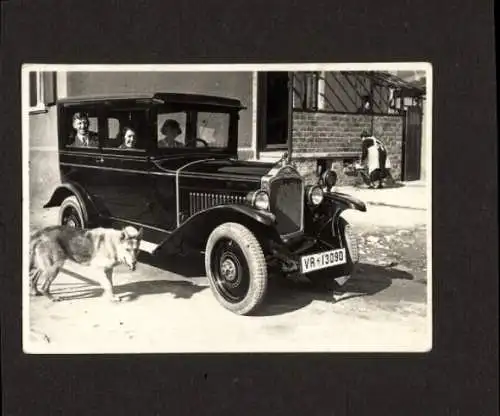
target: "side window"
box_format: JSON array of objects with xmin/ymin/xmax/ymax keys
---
[
  {"xmin": 102, "ymin": 117, "xmax": 121, "ymax": 149},
  {"xmin": 157, "ymin": 112, "xmax": 187, "ymax": 148},
  {"xmin": 197, "ymin": 112, "xmax": 230, "ymax": 148},
  {"xmin": 108, "ymin": 118, "xmax": 120, "ymax": 139}
]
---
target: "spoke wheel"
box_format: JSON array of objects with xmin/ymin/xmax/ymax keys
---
[{"xmin": 205, "ymin": 223, "xmax": 267, "ymax": 315}]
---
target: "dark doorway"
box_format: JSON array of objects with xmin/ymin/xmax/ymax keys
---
[
  {"xmin": 257, "ymin": 72, "xmax": 290, "ymax": 151},
  {"xmin": 402, "ymin": 105, "xmax": 422, "ymax": 181}
]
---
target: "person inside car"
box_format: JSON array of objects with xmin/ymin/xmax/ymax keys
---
[
  {"xmin": 158, "ymin": 119, "xmax": 183, "ymax": 148},
  {"xmin": 69, "ymin": 112, "xmax": 99, "ymax": 147},
  {"xmin": 117, "ymin": 126, "xmax": 137, "ymax": 149}
]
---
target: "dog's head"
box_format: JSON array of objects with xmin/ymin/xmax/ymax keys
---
[{"xmin": 118, "ymin": 226, "xmax": 143, "ymax": 271}]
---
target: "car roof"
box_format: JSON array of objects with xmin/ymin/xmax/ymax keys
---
[{"xmin": 57, "ymin": 93, "xmax": 245, "ymax": 109}]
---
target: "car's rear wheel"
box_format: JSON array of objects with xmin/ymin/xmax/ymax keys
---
[
  {"xmin": 59, "ymin": 196, "xmax": 85, "ymax": 229},
  {"xmin": 205, "ymin": 223, "xmax": 267, "ymax": 315}
]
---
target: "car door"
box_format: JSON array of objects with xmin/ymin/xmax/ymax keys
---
[
  {"xmin": 58, "ymin": 107, "xmax": 111, "ymax": 214},
  {"xmin": 94, "ymin": 111, "xmax": 157, "ymax": 226}
]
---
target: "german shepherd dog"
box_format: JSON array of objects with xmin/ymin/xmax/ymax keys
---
[{"xmin": 29, "ymin": 225, "xmax": 143, "ymax": 302}]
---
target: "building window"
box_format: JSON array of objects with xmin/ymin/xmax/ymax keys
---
[
  {"xmin": 257, "ymin": 72, "xmax": 291, "ymax": 150},
  {"xmin": 29, "ymin": 71, "xmax": 56, "ymax": 114}
]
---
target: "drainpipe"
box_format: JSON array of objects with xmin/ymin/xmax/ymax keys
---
[{"xmin": 287, "ymin": 71, "xmax": 294, "ymax": 164}]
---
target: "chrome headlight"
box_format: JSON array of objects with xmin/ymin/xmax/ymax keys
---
[
  {"xmin": 248, "ymin": 190, "xmax": 270, "ymax": 210},
  {"xmin": 307, "ymin": 185, "xmax": 324, "ymax": 206}
]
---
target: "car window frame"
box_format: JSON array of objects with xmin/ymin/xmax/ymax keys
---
[{"xmin": 152, "ymin": 104, "xmax": 237, "ymax": 155}]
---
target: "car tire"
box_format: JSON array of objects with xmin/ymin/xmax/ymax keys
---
[
  {"xmin": 307, "ymin": 218, "xmax": 359, "ymax": 289},
  {"xmin": 205, "ymin": 222, "xmax": 267, "ymax": 315},
  {"xmin": 59, "ymin": 196, "xmax": 85, "ymax": 229}
]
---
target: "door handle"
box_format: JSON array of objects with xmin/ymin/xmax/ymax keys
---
[{"xmin": 95, "ymin": 157, "xmax": 104, "ymax": 163}]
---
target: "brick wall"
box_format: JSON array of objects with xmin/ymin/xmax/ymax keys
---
[
  {"xmin": 292, "ymin": 112, "xmax": 372, "ymax": 155},
  {"xmin": 372, "ymin": 116, "xmax": 404, "ymax": 180},
  {"xmin": 291, "ymin": 111, "xmax": 404, "ymax": 184}
]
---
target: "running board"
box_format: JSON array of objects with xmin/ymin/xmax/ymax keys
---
[{"xmin": 139, "ymin": 240, "xmax": 158, "ymax": 254}]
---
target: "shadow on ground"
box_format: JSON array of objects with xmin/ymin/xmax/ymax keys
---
[
  {"xmin": 350, "ymin": 177, "xmax": 406, "ymax": 189},
  {"xmin": 49, "ymin": 268, "xmax": 207, "ymax": 302},
  {"xmin": 255, "ymin": 262, "xmax": 414, "ymax": 316},
  {"xmin": 44, "ymin": 258, "xmax": 414, "ymax": 316}
]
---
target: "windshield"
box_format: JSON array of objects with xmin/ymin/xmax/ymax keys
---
[{"xmin": 157, "ymin": 110, "xmax": 230, "ymax": 150}]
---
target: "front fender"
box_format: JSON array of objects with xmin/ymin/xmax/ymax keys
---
[
  {"xmin": 43, "ymin": 182, "xmax": 101, "ymax": 226},
  {"xmin": 325, "ymin": 191, "xmax": 367, "ymax": 212},
  {"xmin": 153, "ymin": 204, "xmax": 278, "ymax": 255}
]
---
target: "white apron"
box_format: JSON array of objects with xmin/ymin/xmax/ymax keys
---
[{"xmin": 364, "ymin": 137, "xmax": 391, "ymax": 175}]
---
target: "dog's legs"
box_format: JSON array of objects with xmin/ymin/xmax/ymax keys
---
[
  {"xmin": 40, "ymin": 266, "xmax": 62, "ymax": 301},
  {"xmin": 30, "ymin": 269, "xmax": 43, "ymax": 296},
  {"xmin": 98, "ymin": 268, "xmax": 121, "ymax": 302}
]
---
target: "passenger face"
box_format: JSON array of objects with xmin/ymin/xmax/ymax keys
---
[
  {"xmin": 123, "ymin": 129, "xmax": 136, "ymax": 148},
  {"xmin": 73, "ymin": 117, "xmax": 89, "ymax": 135}
]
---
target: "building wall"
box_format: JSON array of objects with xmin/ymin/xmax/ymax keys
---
[
  {"xmin": 67, "ymin": 72, "xmax": 253, "ymax": 148},
  {"xmin": 29, "ymin": 106, "xmax": 60, "ymax": 205},
  {"xmin": 291, "ymin": 111, "xmax": 403, "ymax": 185}
]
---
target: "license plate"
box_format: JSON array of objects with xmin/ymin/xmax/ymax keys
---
[{"xmin": 300, "ymin": 248, "xmax": 346, "ymax": 274}]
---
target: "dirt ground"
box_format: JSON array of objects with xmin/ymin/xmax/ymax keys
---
[{"xmin": 25, "ymin": 202, "xmax": 430, "ymax": 353}]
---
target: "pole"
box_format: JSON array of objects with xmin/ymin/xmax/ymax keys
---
[{"xmin": 287, "ymin": 71, "xmax": 294, "ymax": 164}]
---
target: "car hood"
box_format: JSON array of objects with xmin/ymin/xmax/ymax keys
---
[{"xmin": 154, "ymin": 157, "xmax": 275, "ymax": 182}]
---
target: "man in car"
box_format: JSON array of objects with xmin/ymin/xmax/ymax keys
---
[{"xmin": 69, "ymin": 112, "xmax": 99, "ymax": 147}]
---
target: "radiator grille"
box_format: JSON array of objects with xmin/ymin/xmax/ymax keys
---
[
  {"xmin": 269, "ymin": 177, "xmax": 303, "ymax": 236},
  {"xmin": 189, "ymin": 192, "xmax": 246, "ymax": 216}
]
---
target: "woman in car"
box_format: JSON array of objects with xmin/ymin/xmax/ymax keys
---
[
  {"xmin": 158, "ymin": 119, "xmax": 184, "ymax": 148},
  {"xmin": 117, "ymin": 126, "xmax": 137, "ymax": 149}
]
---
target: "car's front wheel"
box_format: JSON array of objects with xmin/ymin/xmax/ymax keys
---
[
  {"xmin": 205, "ymin": 223, "xmax": 267, "ymax": 315},
  {"xmin": 59, "ymin": 196, "xmax": 85, "ymax": 229}
]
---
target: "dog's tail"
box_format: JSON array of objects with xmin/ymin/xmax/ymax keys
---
[{"xmin": 29, "ymin": 235, "xmax": 41, "ymax": 274}]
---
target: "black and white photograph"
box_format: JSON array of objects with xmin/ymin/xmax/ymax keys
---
[{"xmin": 23, "ymin": 64, "xmax": 432, "ymax": 353}]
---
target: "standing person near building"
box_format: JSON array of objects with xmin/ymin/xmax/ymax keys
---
[{"xmin": 360, "ymin": 131, "xmax": 393, "ymax": 188}]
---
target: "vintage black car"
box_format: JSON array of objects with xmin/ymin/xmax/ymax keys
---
[{"xmin": 43, "ymin": 92, "xmax": 366, "ymax": 315}]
